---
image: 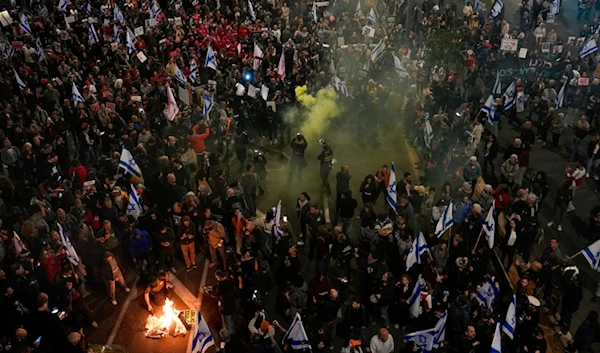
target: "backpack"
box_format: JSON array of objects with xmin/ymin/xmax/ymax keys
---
[{"xmin": 358, "ymin": 227, "xmax": 378, "ymax": 257}]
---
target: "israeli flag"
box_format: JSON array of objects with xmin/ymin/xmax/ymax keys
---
[
  {"xmin": 113, "ymin": 25, "xmax": 120, "ymax": 43},
  {"xmin": 274, "ymin": 199, "xmax": 284, "ymax": 237},
  {"xmin": 283, "ymin": 313, "xmax": 311, "ymax": 349},
  {"xmin": 81, "ymin": 2, "xmax": 92, "ymax": 15},
  {"xmin": 57, "ymin": 223, "xmax": 80, "ymax": 266},
  {"xmin": 550, "ymin": 0, "xmax": 559, "ymax": 14},
  {"xmin": 119, "ymin": 146, "xmax": 143, "ymax": 178},
  {"xmin": 403, "ymin": 328, "xmax": 435, "ymax": 352},
  {"xmin": 88, "ymin": 22, "xmax": 100, "ymax": 44},
  {"xmin": 491, "ymin": 0, "xmax": 504, "ymax": 18},
  {"xmin": 406, "ymin": 231, "xmax": 429, "ymax": 270},
  {"xmin": 481, "ymin": 94, "xmax": 495, "ymax": 125},
  {"xmin": 189, "ymin": 59, "xmax": 198, "ymax": 83},
  {"xmin": 503, "ymin": 81, "xmax": 516, "ymax": 110},
  {"xmin": 20, "ymin": 13, "xmax": 33, "ymax": 36},
  {"xmin": 408, "ymin": 275, "xmax": 426, "ymax": 318},
  {"xmin": 502, "ymin": 295, "xmax": 517, "ymax": 339},
  {"xmin": 14, "ymin": 70, "xmax": 26, "ymax": 90},
  {"xmin": 367, "ymin": 7, "xmax": 377, "ymax": 25},
  {"xmin": 312, "ymin": 0, "xmax": 317, "ymax": 21},
  {"xmin": 126, "ymin": 184, "xmax": 143, "ymax": 219},
  {"xmin": 492, "ymin": 71, "xmax": 502, "ymax": 96},
  {"xmin": 72, "ymin": 83, "xmax": 84, "ymax": 107},
  {"xmin": 150, "ymin": 0, "xmax": 161, "ymax": 19},
  {"xmin": 126, "ymin": 27, "xmax": 136, "ymax": 53},
  {"xmin": 424, "ymin": 113, "xmax": 433, "ymax": 148},
  {"xmin": 483, "ymin": 201, "xmax": 496, "ymax": 249},
  {"xmin": 583, "ymin": 238, "xmax": 600, "ymax": 271},
  {"xmin": 191, "ymin": 310, "xmax": 215, "ymax": 353},
  {"xmin": 491, "ymin": 322, "xmax": 502, "ymax": 353},
  {"xmin": 432, "ymin": 311, "xmax": 447, "ymax": 346},
  {"xmin": 355, "ymin": 0, "xmax": 361, "ymax": 16},
  {"xmin": 435, "ymin": 201, "xmax": 453, "ymax": 238},
  {"xmin": 371, "ymin": 39, "xmax": 385, "ymax": 62},
  {"xmin": 333, "ymin": 76, "xmax": 348, "ymax": 97},
  {"xmin": 556, "ymin": 82, "xmax": 566, "ymax": 108},
  {"xmin": 114, "ymin": 6, "xmax": 126, "ymax": 25},
  {"xmin": 474, "ymin": 0, "xmax": 483, "ymax": 10},
  {"xmin": 174, "ymin": 64, "xmax": 187, "ymax": 85},
  {"xmin": 203, "ymin": 92, "xmax": 214, "ymax": 118},
  {"xmin": 248, "ymin": 0, "xmax": 256, "ymax": 21},
  {"xmin": 386, "ymin": 162, "xmax": 397, "ymax": 210},
  {"xmin": 36, "ymin": 37, "xmax": 45, "ymax": 62},
  {"xmin": 476, "ymin": 278, "xmax": 500, "ymax": 308},
  {"xmin": 393, "ymin": 55, "xmax": 409, "ymax": 78},
  {"xmin": 580, "ymin": 37, "xmax": 598, "ymax": 58},
  {"xmin": 7, "ymin": 45, "xmax": 14, "ymax": 59},
  {"xmin": 205, "ymin": 45, "xmax": 218, "ymax": 71},
  {"xmin": 58, "ymin": 0, "xmax": 68, "ymax": 12}
]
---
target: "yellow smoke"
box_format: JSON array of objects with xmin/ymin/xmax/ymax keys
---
[{"xmin": 291, "ymin": 85, "xmax": 340, "ymax": 139}]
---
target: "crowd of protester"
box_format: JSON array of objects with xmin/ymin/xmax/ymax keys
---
[{"xmin": 3, "ymin": 0, "xmax": 600, "ymax": 352}]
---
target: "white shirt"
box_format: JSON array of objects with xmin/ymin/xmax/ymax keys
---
[{"xmin": 370, "ymin": 335, "xmax": 394, "ymax": 353}]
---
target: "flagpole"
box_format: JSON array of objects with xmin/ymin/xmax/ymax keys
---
[
  {"xmin": 570, "ymin": 251, "xmax": 582, "ymax": 259},
  {"xmin": 471, "ymin": 226, "xmax": 485, "ymax": 254}
]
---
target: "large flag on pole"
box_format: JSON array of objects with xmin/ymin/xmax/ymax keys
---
[
  {"xmin": 166, "ymin": 84, "xmax": 179, "ymax": 121},
  {"xmin": 492, "ymin": 71, "xmax": 501, "ymax": 95},
  {"xmin": 58, "ymin": 0, "xmax": 68, "ymax": 11},
  {"xmin": 189, "ymin": 59, "xmax": 198, "ymax": 83},
  {"xmin": 88, "ymin": 22, "xmax": 100, "ymax": 44},
  {"xmin": 126, "ymin": 27, "xmax": 136, "ymax": 53},
  {"xmin": 367, "ymin": 7, "xmax": 377, "ymax": 25},
  {"xmin": 119, "ymin": 146, "xmax": 143, "ymax": 179},
  {"xmin": 556, "ymin": 82, "xmax": 566, "ymax": 108},
  {"xmin": 19, "ymin": 13, "xmax": 33, "ymax": 36},
  {"xmin": 205, "ymin": 45, "xmax": 218, "ymax": 71},
  {"xmin": 502, "ymin": 295, "xmax": 517, "ymax": 339},
  {"xmin": 503, "ymin": 81, "xmax": 516, "ymax": 110},
  {"xmin": 14, "ymin": 70, "xmax": 26, "ymax": 90},
  {"xmin": 282, "ymin": 313, "xmax": 311, "ymax": 349},
  {"xmin": 490, "ymin": 0, "xmax": 504, "ymax": 17},
  {"xmin": 483, "ymin": 201, "xmax": 496, "ymax": 249},
  {"xmin": 393, "ymin": 55, "xmax": 409, "ymax": 78},
  {"xmin": 174, "ymin": 64, "xmax": 187, "ymax": 85},
  {"xmin": 583, "ymin": 238, "xmax": 600, "ymax": 271},
  {"xmin": 191, "ymin": 310, "xmax": 215, "ymax": 353},
  {"xmin": 114, "ymin": 5, "xmax": 126, "ymax": 25},
  {"xmin": 57, "ymin": 223, "xmax": 80, "ymax": 265},
  {"xmin": 435, "ymin": 202, "xmax": 453, "ymax": 238},
  {"xmin": 476, "ymin": 278, "xmax": 500, "ymax": 308},
  {"xmin": 408, "ymin": 275, "xmax": 427, "ymax": 318},
  {"xmin": 72, "ymin": 83, "xmax": 84, "ymax": 107},
  {"xmin": 386, "ymin": 162, "xmax": 397, "ymax": 210},
  {"xmin": 150, "ymin": 0, "xmax": 161, "ymax": 19},
  {"xmin": 406, "ymin": 231, "xmax": 429, "ymax": 270},
  {"xmin": 126, "ymin": 184, "xmax": 143, "ymax": 219},
  {"xmin": 274, "ymin": 200, "xmax": 283, "ymax": 237},
  {"xmin": 581, "ymin": 37, "xmax": 598, "ymax": 58},
  {"xmin": 202, "ymin": 92, "xmax": 214, "ymax": 118},
  {"xmin": 481, "ymin": 94, "xmax": 495, "ymax": 125},
  {"xmin": 355, "ymin": 0, "xmax": 362, "ymax": 16},
  {"xmin": 491, "ymin": 322, "xmax": 502, "ymax": 353},
  {"xmin": 371, "ymin": 39, "xmax": 385, "ymax": 62}
]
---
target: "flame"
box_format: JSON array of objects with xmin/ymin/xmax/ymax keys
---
[{"xmin": 145, "ymin": 299, "xmax": 188, "ymax": 338}]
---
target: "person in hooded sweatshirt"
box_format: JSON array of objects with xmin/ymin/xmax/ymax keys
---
[{"xmin": 128, "ymin": 228, "xmax": 152, "ymax": 274}]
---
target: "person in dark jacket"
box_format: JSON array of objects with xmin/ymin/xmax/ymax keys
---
[
  {"xmin": 155, "ymin": 224, "xmax": 176, "ymax": 273},
  {"xmin": 344, "ymin": 298, "xmax": 369, "ymax": 346},
  {"xmin": 359, "ymin": 174, "xmax": 377, "ymax": 205},
  {"xmin": 574, "ymin": 310, "xmax": 600, "ymax": 353},
  {"xmin": 316, "ymin": 289, "xmax": 342, "ymax": 350},
  {"xmin": 374, "ymin": 272, "xmax": 395, "ymax": 328},
  {"xmin": 482, "ymin": 134, "xmax": 499, "ymax": 174},
  {"xmin": 546, "ymin": 180, "xmax": 573, "ymax": 232},
  {"xmin": 559, "ymin": 275, "xmax": 583, "ymax": 334},
  {"xmin": 128, "ymin": 228, "xmax": 152, "ymax": 274}
]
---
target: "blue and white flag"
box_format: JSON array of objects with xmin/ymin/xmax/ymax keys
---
[
  {"xmin": 581, "ymin": 37, "xmax": 598, "ymax": 58},
  {"xmin": 72, "ymin": 83, "xmax": 84, "ymax": 107},
  {"xmin": 81, "ymin": 2, "xmax": 92, "ymax": 15},
  {"xmin": 58, "ymin": 0, "xmax": 68, "ymax": 12},
  {"xmin": 491, "ymin": 322, "xmax": 502, "ymax": 353},
  {"xmin": 114, "ymin": 5, "xmax": 126, "ymax": 25},
  {"xmin": 481, "ymin": 94, "xmax": 495, "ymax": 125},
  {"xmin": 248, "ymin": 0, "xmax": 256, "ymax": 21},
  {"xmin": 189, "ymin": 59, "xmax": 198, "ymax": 83},
  {"xmin": 355, "ymin": 0, "xmax": 361, "ymax": 16},
  {"xmin": 7, "ymin": 45, "xmax": 14, "ymax": 59},
  {"xmin": 119, "ymin": 146, "xmax": 143, "ymax": 178},
  {"xmin": 19, "ymin": 13, "xmax": 33, "ymax": 36},
  {"xmin": 474, "ymin": 0, "xmax": 483, "ymax": 11},
  {"xmin": 583, "ymin": 238, "xmax": 600, "ymax": 271},
  {"xmin": 202, "ymin": 92, "xmax": 214, "ymax": 118},
  {"xmin": 36, "ymin": 37, "xmax": 45, "ymax": 62},
  {"xmin": 491, "ymin": 0, "xmax": 504, "ymax": 18},
  {"xmin": 113, "ymin": 25, "xmax": 120, "ymax": 43},
  {"xmin": 57, "ymin": 223, "xmax": 81, "ymax": 266},
  {"xmin": 191, "ymin": 310, "xmax": 215, "ymax": 353},
  {"xmin": 435, "ymin": 201, "xmax": 454, "ymax": 238},
  {"xmin": 150, "ymin": 0, "xmax": 161, "ymax": 19},
  {"xmin": 502, "ymin": 295, "xmax": 517, "ymax": 339},
  {"xmin": 408, "ymin": 275, "xmax": 427, "ymax": 318},
  {"xmin": 274, "ymin": 199, "xmax": 284, "ymax": 237},
  {"xmin": 550, "ymin": 0, "xmax": 559, "ymax": 14},
  {"xmin": 312, "ymin": 0, "xmax": 318, "ymax": 21},
  {"xmin": 371, "ymin": 39, "xmax": 385, "ymax": 62},
  {"xmin": 432, "ymin": 311, "xmax": 447, "ymax": 347},
  {"xmin": 556, "ymin": 82, "xmax": 566, "ymax": 108},
  {"xmin": 126, "ymin": 27, "xmax": 136, "ymax": 53},
  {"xmin": 205, "ymin": 45, "xmax": 218, "ymax": 71},
  {"xmin": 367, "ymin": 7, "xmax": 377, "ymax": 25},
  {"xmin": 476, "ymin": 278, "xmax": 500, "ymax": 308},
  {"xmin": 424, "ymin": 113, "xmax": 433, "ymax": 148},
  {"xmin": 406, "ymin": 231, "xmax": 429, "ymax": 270},
  {"xmin": 333, "ymin": 76, "xmax": 348, "ymax": 97},
  {"xmin": 492, "ymin": 71, "xmax": 501, "ymax": 95},
  {"xmin": 283, "ymin": 313, "xmax": 311, "ymax": 349},
  {"xmin": 126, "ymin": 184, "xmax": 143, "ymax": 219},
  {"xmin": 386, "ymin": 162, "xmax": 397, "ymax": 210},
  {"xmin": 88, "ymin": 22, "xmax": 100, "ymax": 44},
  {"xmin": 403, "ymin": 328, "xmax": 436, "ymax": 352},
  {"xmin": 503, "ymin": 81, "xmax": 516, "ymax": 110},
  {"xmin": 483, "ymin": 201, "xmax": 496, "ymax": 249},
  {"xmin": 393, "ymin": 55, "xmax": 409, "ymax": 78},
  {"xmin": 14, "ymin": 70, "xmax": 26, "ymax": 90},
  {"xmin": 174, "ymin": 64, "xmax": 187, "ymax": 85}
]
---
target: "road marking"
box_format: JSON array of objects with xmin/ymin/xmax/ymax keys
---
[
  {"xmin": 106, "ymin": 280, "xmax": 138, "ymax": 345},
  {"xmin": 186, "ymin": 257, "xmax": 211, "ymax": 353},
  {"xmin": 170, "ymin": 274, "xmax": 200, "ymax": 309}
]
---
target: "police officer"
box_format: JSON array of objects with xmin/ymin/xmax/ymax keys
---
[
  {"xmin": 317, "ymin": 140, "xmax": 334, "ymax": 195},
  {"xmin": 288, "ymin": 133, "xmax": 308, "ymax": 181}
]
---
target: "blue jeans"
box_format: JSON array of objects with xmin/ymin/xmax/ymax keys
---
[
  {"xmin": 338, "ymin": 217, "xmax": 353, "ymax": 236},
  {"xmin": 379, "ymin": 305, "xmax": 389, "ymax": 327},
  {"xmin": 571, "ymin": 137, "xmax": 582, "ymax": 160},
  {"xmin": 223, "ymin": 314, "xmax": 235, "ymax": 334}
]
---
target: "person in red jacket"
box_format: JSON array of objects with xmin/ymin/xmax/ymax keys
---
[
  {"xmin": 188, "ymin": 121, "xmax": 211, "ymax": 164},
  {"xmin": 67, "ymin": 160, "xmax": 88, "ymax": 186}
]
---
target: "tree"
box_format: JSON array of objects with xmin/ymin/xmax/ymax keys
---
[{"xmin": 423, "ymin": 30, "xmax": 465, "ymax": 69}]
